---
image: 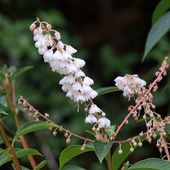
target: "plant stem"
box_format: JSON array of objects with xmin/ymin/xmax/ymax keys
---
[
  {"xmin": 161, "ymin": 135, "xmax": 170, "ymax": 160},
  {"xmin": 0, "ymin": 121, "xmax": 22, "ymax": 170},
  {"xmin": 106, "ymin": 151, "xmax": 112, "ymax": 170},
  {"xmin": 5, "ymin": 78, "xmax": 37, "ymax": 168}
]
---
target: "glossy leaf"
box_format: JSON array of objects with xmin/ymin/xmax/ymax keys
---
[
  {"xmin": 0, "ymin": 148, "xmax": 42, "ymax": 166},
  {"xmin": 34, "ymin": 160, "xmax": 47, "ymax": 170},
  {"xmin": 143, "ymin": 12, "xmax": 170, "ymax": 61},
  {"xmin": 61, "ymin": 164, "xmax": 86, "ymax": 170},
  {"xmin": 21, "ymin": 165, "xmax": 31, "ymax": 170},
  {"xmin": 128, "ymin": 158, "xmax": 170, "ymax": 170},
  {"xmin": 59, "ymin": 145, "xmax": 93, "ymax": 169},
  {"xmin": 165, "ymin": 124, "xmax": 170, "ymax": 139},
  {"xmin": 152, "ymin": 0, "xmax": 170, "ymax": 25},
  {"xmin": 105, "ymin": 125, "xmax": 116, "ymax": 137},
  {"xmin": 11, "ymin": 66, "xmax": 33, "ymax": 80},
  {"xmin": 14, "ymin": 121, "xmax": 56, "ymax": 140},
  {"xmin": 94, "ymin": 141, "xmax": 113, "ymax": 163},
  {"xmin": 96, "ymin": 86, "xmax": 119, "ymax": 96},
  {"xmin": 0, "ymin": 108, "xmax": 8, "ymax": 118}
]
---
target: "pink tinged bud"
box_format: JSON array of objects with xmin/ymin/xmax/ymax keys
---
[
  {"xmin": 64, "ymin": 132, "xmax": 69, "ymax": 138},
  {"xmin": 46, "ymin": 23, "xmax": 52, "ymax": 30},
  {"xmin": 54, "ymin": 31, "xmax": 61, "ymax": 40},
  {"xmin": 30, "ymin": 23, "xmax": 36, "ymax": 31},
  {"xmin": 66, "ymin": 138, "xmax": 71, "ymax": 144},
  {"xmin": 53, "ymin": 131, "xmax": 57, "ymax": 136}
]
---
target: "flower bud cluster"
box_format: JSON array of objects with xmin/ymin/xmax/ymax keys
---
[
  {"xmin": 85, "ymin": 104, "xmax": 110, "ymax": 129},
  {"xmin": 114, "ymin": 74, "xmax": 146, "ymax": 99},
  {"xmin": 31, "ymin": 20, "xmax": 97, "ymax": 103},
  {"xmin": 30, "ymin": 19, "xmax": 110, "ymax": 128}
]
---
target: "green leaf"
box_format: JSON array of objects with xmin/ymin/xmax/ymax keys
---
[
  {"xmin": 128, "ymin": 158, "xmax": 170, "ymax": 170},
  {"xmin": 14, "ymin": 121, "xmax": 56, "ymax": 140},
  {"xmin": 21, "ymin": 165, "xmax": 31, "ymax": 170},
  {"xmin": 11, "ymin": 66, "xmax": 33, "ymax": 80},
  {"xmin": 94, "ymin": 141, "xmax": 113, "ymax": 163},
  {"xmin": 112, "ymin": 142, "xmax": 133, "ymax": 170},
  {"xmin": 0, "ymin": 108, "xmax": 8, "ymax": 118},
  {"xmin": 61, "ymin": 164, "xmax": 86, "ymax": 170},
  {"xmin": 105, "ymin": 125, "xmax": 116, "ymax": 137},
  {"xmin": 96, "ymin": 86, "xmax": 119, "ymax": 96},
  {"xmin": 165, "ymin": 124, "xmax": 170, "ymax": 139},
  {"xmin": 152, "ymin": 0, "xmax": 170, "ymax": 25},
  {"xmin": 34, "ymin": 160, "xmax": 47, "ymax": 170},
  {"xmin": 112, "ymin": 135, "xmax": 146, "ymax": 170},
  {"xmin": 143, "ymin": 11, "xmax": 170, "ymax": 61},
  {"xmin": 59, "ymin": 145, "xmax": 93, "ymax": 169},
  {"xmin": 0, "ymin": 148, "xmax": 42, "ymax": 166}
]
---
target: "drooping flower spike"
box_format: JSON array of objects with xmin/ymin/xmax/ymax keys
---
[{"xmin": 30, "ymin": 18, "xmax": 111, "ymax": 129}]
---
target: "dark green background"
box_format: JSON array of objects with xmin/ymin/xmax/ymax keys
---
[{"xmin": 0, "ymin": 0, "xmax": 170, "ymax": 169}]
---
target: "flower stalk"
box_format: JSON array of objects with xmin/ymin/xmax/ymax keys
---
[
  {"xmin": 0, "ymin": 121, "xmax": 21, "ymax": 170},
  {"xmin": 2, "ymin": 76, "xmax": 37, "ymax": 168}
]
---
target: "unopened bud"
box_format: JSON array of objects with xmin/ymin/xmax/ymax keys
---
[
  {"xmin": 138, "ymin": 142, "xmax": 142, "ymax": 147},
  {"xmin": 30, "ymin": 23, "xmax": 36, "ymax": 31},
  {"xmin": 53, "ymin": 131, "xmax": 57, "ymax": 136},
  {"xmin": 130, "ymin": 147, "xmax": 134, "ymax": 152},
  {"xmin": 66, "ymin": 138, "xmax": 71, "ymax": 144},
  {"xmin": 64, "ymin": 132, "xmax": 69, "ymax": 138},
  {"xmin": 118, "ymin": 149, "xmax": 123, "ymax": 154},
  {"xmin": 45, "ymin": 113, "xmax": 49, "ymax": 117}
]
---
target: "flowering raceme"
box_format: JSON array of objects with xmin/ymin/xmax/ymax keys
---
[
  {"xmin": 30, "ymin": 19, "xmax": 110, "ymax": 129},
  {"xmin": 114, "ymin": 74, "xmax": 146, "ymax": 99}
]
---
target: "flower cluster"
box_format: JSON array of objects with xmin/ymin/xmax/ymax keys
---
[
  {"xmin": 114, "ymin": 74, "xmax": 146, "ymax": 99},
  {"xmin": 30, "ymin": 19, "xmax": 110, "ymax": 129}
]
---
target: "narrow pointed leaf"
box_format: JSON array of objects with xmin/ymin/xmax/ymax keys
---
[
  {"xmin": 143, "ymin": 11, "xmax": 170, "ymax": 61},
  {"xmin": 96, "ymin": 86, "xmax": 119, "ymax": 96},
  {"xmin": 61, "ymin": 164, "xmax": 86, "ymax": 170},
  {"xmin": 59, "ymin": 145, "xmax": 93, "ymax": 169},
  {"xmin": 152, "ymin": 0, "xmax": 170, "ymax": 25},
  {"xmin": 21, "ymin": 165, "xmax": 31, "ymax": 170},
  {"xmin": 128, "ymin": 158, "xmax": 170, "ymax": 170},
  {"xmin": 0, "ymin": 148, "xmax": 42, "ymax": 166},
  {"xmin": 14, "ymin": 121, "xmax": 56, "ymax": 140},
  {"xmin": 94, "ymin": 141, "xmax": 113, "ymax": 163},
  {"xmin": 34, "ymin": 160, "xmax": 47, "ymax": 170}
]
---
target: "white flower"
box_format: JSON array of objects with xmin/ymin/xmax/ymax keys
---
[
  {"xmin": 85, "ymin": 114, "xmax": 97, "ymax": 124},
  {"xmin": 53, "ymin": 51, "xmax": 63, "ymax": 61},
  {"xmin": 98, "ymin": 117, "xmax": 111, "ymax": 128},
  {"xmin": 38, "ymin": 47, "xmax": 47, "ymax": 55},
  {"xmin": 114, "ymin": 74, "xmax": 146, "ymax": 98},
  {"xmin": 66, "ymin": 45, "xmax": 77, "ymax": 54},
  {"xmin": 89, "ymin": 104, "xmax": 101, "ymax": 114},
  {"xmin": 43, "ymin": 49, "xmax": 53, "ymax": 62},
  {"xmin": 74, "ymin": 70, "xmax": 85, "ymax": 78},
  {"xmin": 89, "ymin": 90, "xmax": 97, "ymax": 99},
  {"xmin": 83, "ymin": 76, "xmax": 94, "ymax": 85},
  {"xmin": 72, "ymin": 82, "xmax": 82, "ymax": 91},
  {"xmin": 59, "ymin": 75, "xmax": 74, "ymax": 85},
  {"xmin": 74, "ymin": 58, "xmax": 85, "ymax": 69},
  {"xmin": 58, "ymin": 41, "xmax": 64, "ymax": 49}
]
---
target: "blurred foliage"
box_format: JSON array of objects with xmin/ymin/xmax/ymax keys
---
[{"xmin": 0, "ymin": 0, "xmax": 170, "ymax": 169}]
